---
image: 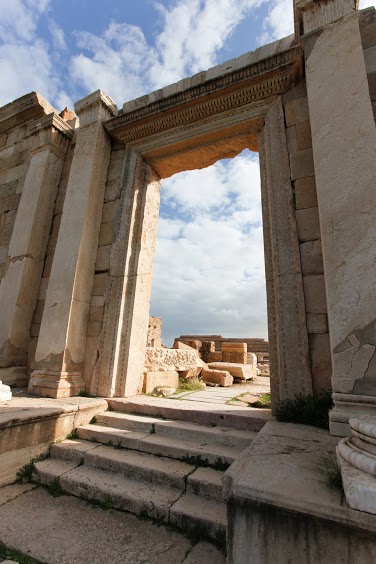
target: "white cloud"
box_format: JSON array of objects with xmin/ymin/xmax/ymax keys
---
[
  {"xmin": 359, "ymin": 0, "xmax": 375, "ymax": 8},
  {"xmin": 150, "ymin": 152, "xmax": 268, "ymax": 346},
  {"xmin": 0, "ymin": 0, "xmax": 50, "ymax": 42},
  {"xmin": 261, "ymin": 0, "xmax": 294, "ymax": 42}
]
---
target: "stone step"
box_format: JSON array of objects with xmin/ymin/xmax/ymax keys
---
[
  {"xmin": 33, "ymin": 459, "xmax": 181, "ymax": 523},
  {"xmin": 187, "ymin": 467, "xmax": 224, "ymax": 502},
  {"xmin": 138, "ymin": 434, "xmax": 240, "ymax": 467},
  {"xmin": 95, "ymin": 412, "xmax": 161, "ymax": 432},
  {"xmin": 170, "ymin": 493, "xmax": 227, "ymax": 540},
  {"xmin": 77, "ymin": 424, "xmax": 150, "ymax": 449},
  {"xmin": 52, "ymin": 440, "xmax": 194, "ymax": 489},
  {"xmin": 32, "ymin": 458, "xmax": 226, "ymax": 539},
  {"xmin": 75, "ymin": 423, "xmax": 240, "ymax": 466},
  {"xmin": 153, "ymin": 419, "xmax": 256, "ymax": 449},
  {"xmin": 107, "ymin": 397, "xmax": 270, "ymax": 431}
]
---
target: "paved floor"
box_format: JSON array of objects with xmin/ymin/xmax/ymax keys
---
[
  {"xmin": 174, "ymin": 379, "xmax": 270, "ymax": 404},
  {"xmin": 0, "ymin": 485, "xmax": 225, "ymax": 564}
]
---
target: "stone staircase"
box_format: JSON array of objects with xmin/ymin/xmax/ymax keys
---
[{"xmin": 32, "ymin": 409, "xmax": 258, "ymax": 542}]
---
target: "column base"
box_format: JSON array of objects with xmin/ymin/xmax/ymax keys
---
[
  {"xmin": 0, "ymin": 380, "xmax": 12, "ymax": 401},
  {"xmin": 28, "ymin": 370, "xmax": 85, "ymax": 398},
  {"xmin": 0, "ymin": 366, "xmax": 28, "ymax": 388},
  {"xmin": 337, "ymin": 415, "xmax": 376, "ymax": 515},
  {"xmin": 330, "ymin": 392, "xmax": 376, "ymax": 437}
]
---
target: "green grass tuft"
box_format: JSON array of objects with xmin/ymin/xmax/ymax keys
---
[
  {"xmin": 16, "ymin": 453, "xmax": 48, "ymax": 483},
  {"xmin": 318, "ymin": 451, "xmax": 343, "ymax": 491},
  {"xmin": 276, "ymin": 390, "xmax": 333, "ymax": 430},
  {"xmin": 176, "ymin": 377, "xmax": 205, "ymax": 394},
  {"xmin": 250, "ymin": 393, "xmax": 271, "ymax": 408},
  {"xmin": 0, "ymin": 541, "xmax": 45, "ymax": 564},
  {"xmin": 66, "ymin": 429, "xmax": 79, "ymax": 440},
  {"xmin": 47, "ymin": 478, "xmax": 67, "ymax": 498},
  {"xmin": 77, "ymin": 390, "xmax": 97, "ymax": 398}
]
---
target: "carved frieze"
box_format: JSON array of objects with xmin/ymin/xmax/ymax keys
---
[
  {"xmin": 0, "ymin": 92, "xmax": 56, "ymax": 134},
  {"xmin": 105, "ymin": 46, "xmax": 303, "ymax": 144}
]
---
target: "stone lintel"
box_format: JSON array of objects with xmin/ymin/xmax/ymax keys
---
[
  {"xmin": 75, "ymin": 90, "xmax": 117, "ymax": 127},
  {"xmin": 104, "ymin": 44, "xmax": 302, "ymax": 145},
  {"xmin": 0, "ymin": 92, "xmax": 57, "ymax": 134}
]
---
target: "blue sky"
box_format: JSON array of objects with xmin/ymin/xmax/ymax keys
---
[{"xmin": 0, "ymin": 0, "xmax": 374, "ymax": 345}]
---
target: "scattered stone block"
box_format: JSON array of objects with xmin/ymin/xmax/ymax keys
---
[
  {"xmin": 207, "ymin": 362, "xmax": 257, "ymax": 380},
  {"xmin": 179, "ymin": 367, "xmax": 202, "ymax": 379},
  {"xmin": 202, "ymin": 341, "xmax": 215, "ymax": 353},
  {"xmin": 247, "ymin": 353, "xmax": 257, "ymax": 367},
  {"xmin": 143, "ymin": 371, "xmax": 179, "ymax": 394},
  {"xmin": 206, "ymin": 352, "xmax": 222, "ymax": 363},
  {"xmin": 222, "ymin": 352, "xmax": 247, "ymax": 364},
  {"xmin": 221, "ymin": 342, "xmax": 247, "ymax": 353},
  {"xmin": 202, "ymin": 369, "xmax": 233, "ymax": 387}
]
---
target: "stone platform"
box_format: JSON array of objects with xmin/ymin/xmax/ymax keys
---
[
  {"xmin": 224, "ymin": 421, "xmax": 376, "ymax": 563},
  {"xmin": 0, "ymin": 395, "xmax": 107, "ymax": 486}
]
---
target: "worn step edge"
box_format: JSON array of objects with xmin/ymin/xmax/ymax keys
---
[
  {"xmin": 187, "ymin": 467, "xmax": 224, "ymax": 502},
  {"xmin": 95, "ymin": 412, "xmax": 162, "ymax": 432},
  {"xmin": 33, "ymin": 459, "xmax": 181, "ymax": 524},
  {"xmin": 138, "ymin": 434, "xmax": 240, "ymax": 466},
  {"xmin": 154, "ymin": 419, "xmax": 256, "ymax": 450},
  {"xmin": 77, "ymin": 424, "xmax": 150, "ymax": 449},
  {"xmin": 170, "ymin": 493, "xmax": 227, "ymax": 541}
]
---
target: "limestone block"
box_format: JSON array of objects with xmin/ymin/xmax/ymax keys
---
[
  {"xmin": 296, "ymin": 207, "xmax": 320, "ymax": 242},
  {"xmin": 179, "ymin": 367, "xmax": 202, "ymax": 379},
  {"xmin": 290, "ymin": 148, "xmax": 315, "ymax": 181},
  {"xmin": 0, "ymin": 380, "xmax": 12, "ymax": 401},
  {"xmin": 101, "ymin": 200, "xmax": 118, "ymax": 224},
  {"xmin": 202, "ymin": 341, "xmax": 215, "ymax": 353},
  {"xmin": 0, "ymin": 223, "xmax": 12, "ymax": 246},
  {"xmin": 303, "ymin": 275, "xmax": 327, "ymax": 314},
  {"xmin": 307, "ymin": 313, "xmax": 328, "ymax": 334},
  {"xmin": 221, "ymin": 342, "xmax": 247, "ymax": 353},
  {"xmin": 42, "ymin": 254, "xmax": 53, "ymax": 278},
  {"xmin": 92, "ymin": 273, "xmax": 107, "ymax": 296},
  {"xmin": 104, "ymin": 179, "xmax": 121, "ymax": 202},
  {"xmin": 0, "ymin": 181, "xmax": 17, "ymax": 199},
  {"xmin": 207, "ymin": 362, "xmax": 257, "ymax": 380},
  {"xmin": 359, "ymin": 9, "xmax": 376, "ymax": 50},
  {"xmin": 247, "ymin": 353, "xmax": 258, "ymax": 367},
  {"xmin": 5, "ymin": 163, "xmax": 28, "ymax": 184},
  {"xmin": 38, "ymin": 277, "xmax": 49, "ymax": 301},
  {"xmin": 364, "ymin": 45, "xmax": 376, "ymax": 75},
  {"xmin": 206, "ymin": 352, "xmax": 222, "ymax": 363},
  {"xmin": 95, "ymin": 245, "xmax": 111, "ymax": 272},
  {"xmin": 143, "ymin": 370, "xmax": 179, "ymax": 394},
  {"xmin": 30, "ymin": 324, "xmax": 40, "ymax": 337},
  {"xmin": 98, "ymin": 222, "xmax": 113, "ymax": 246},
  {"xmin": 172, "ymin": 341, "xmax": 209, "ymax": 369},
  {"xmin": 202, "ymin": 369, "xmax": 233, "ymax": 387},
  {"xmin": 300, "ymin": 240, "xmax": 323, "ymax": 275},
  {"xmin": 222, "ymin": 352, "xmax": 247, "ymax": 364},
  {"xmin": 286, "ymin": 126, "xmax": 297, "ymax": 153},
  {"xmin": 294, "ymin": 177, "xmax": 318, "ymax": 210},
  {"xmin": 87, "ymin": 321, "xmax": 102, "ymax": 337},
  {"xmin": 309, "ymin": 333, "xmax": 332, "ymax": 394},
  {"xmin": 144, "ymin": 348, "xmax": 199, "ymax": 372},
  {"xmin": 285, "ymin": 97, "xmax": 309, "ymax": 127},
  {"xmin": 296, "ymin": 121, "xmax": 312, "ymax": 150},
  {"xmin": 0, "ymin": 194, "xmax": 20, "ymax": 215}
]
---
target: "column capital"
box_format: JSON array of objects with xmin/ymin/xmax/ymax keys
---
[
  {"xmin": 29, "ymin": 112, "xmax": 74, "ymax": 157},
  {"xmin": 75, "ymin": 90, "xmax": 117, "ymax": 127},
  {"xmin": 294, "ymin": 0, "xmax": 358, "ymax": 37}
]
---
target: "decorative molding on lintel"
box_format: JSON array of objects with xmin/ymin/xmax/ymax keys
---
[
  {"xmin": 28, "ymin": 112, "xmax": 74, "ymax": 138},
  {"xmin": 105, "ymin": 46, "xmax": 303, "ymax": 144},
  {"xmin": 0, "ymin": 92, "xmax": 57, "ymax": 134}
]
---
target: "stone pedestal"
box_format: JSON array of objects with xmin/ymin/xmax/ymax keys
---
[
  {"xmin": 337, "ymin": 416, "xmax": 376, "ymax": 515},
  {"xmin": 0, "ymin": 113, "xmax": 73, "ymax": 379},
  {"xmin": 28, "ymin": 91, "xmax": 117, "ymax": 398},
  {"xmin": 0, "ymin": 380, "xmax": 11, "ymax": 401}
]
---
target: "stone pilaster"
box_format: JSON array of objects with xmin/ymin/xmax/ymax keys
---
[
  {"xmin": 304, "ymin": 3, "xmax": 376, "ymax": 436},
  {"xmin": 259, "ymin": 96, "xmax": 312, "ymax": 411},
  {"xmin": 0, "ymin": 113, "xmax": 73, "ymax": 387},
  {"xmin": 294, "ymin": 0, "xmax": 358, "ymax": 38},
  {"xmin": 28, "ymin": 91, "xmax": 117, "ymax": 398},
  {"xmin": 90, "ymin": 149, "xmax": 161, "ymax": 397}
]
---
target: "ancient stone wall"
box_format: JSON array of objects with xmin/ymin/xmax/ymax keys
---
[{"xmin": 147, "ymin": 317, "xmax": 162, "ymax": 348}]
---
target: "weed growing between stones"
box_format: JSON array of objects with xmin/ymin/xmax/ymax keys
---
[
  {"xmin": 16, "ymin": 453, "xmax": 48, "ymax": 483},
  {"xmin": 90, "ymin": 416, "xmax": 97, "ymax": 424},
  {"xmin": 176, "ymin": 377, "xmax": 206, "ymax": 393},
  {"xmin": 318, "ymin": 451, "xmax": 343, "ymax": 491},
  {"xmin": 78, "ymin": 391, "xmax": 97, "ymax": 398},
  {"xmin": 66, "ymin": 429, "xmax": 79, "ymax": 440},
  {"xmin": 182, "ymin": 454, "xmax": 229, "ymax": 471},
  {"xmin": 0, "ymin": 541, "xmax": 44, "ymax": 564},
  {"xmin": 276, "ymin": 390, "xmax": 333, "ymax": 429},
  {"xmin": 250, "ymin": 393, "xmax": 271, "ymax": 408},
  {"xmin": 47, "ymin": 478, "xmax": 67, "ymax": 498}
]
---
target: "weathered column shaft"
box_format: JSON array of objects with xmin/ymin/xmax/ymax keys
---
[
  {"xmin": 29, "ymin": 91, "xmax": 117, "ymax": 398},
  {"xmin": 90, "ymin": 149, "xmax": 161, "ymax": 397},
  {"xmin": 259, "ymin": 96, "xmax": 312, "ymax": 411},
  {"xmin": 0, "ymin": 114, "xmax": 72, "ymax": 385},
  {"xmin": 303, "ymin": 2, "xmax": 376, "ymax": 435}
]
